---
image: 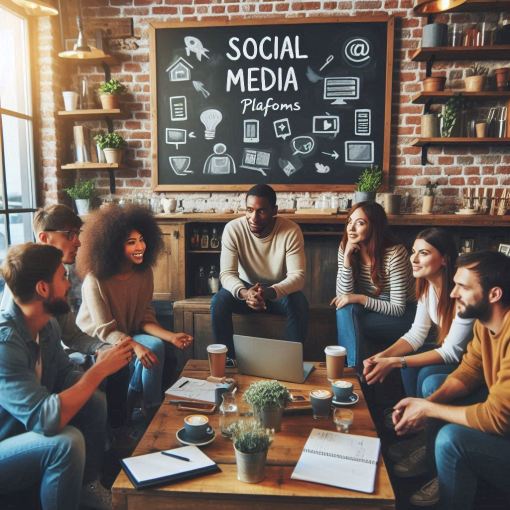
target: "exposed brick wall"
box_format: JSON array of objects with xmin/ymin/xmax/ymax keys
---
[{"xmin": 37, "ymin": 1, "xmax": 510, "ymax": 213}]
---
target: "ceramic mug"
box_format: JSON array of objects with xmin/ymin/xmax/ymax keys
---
[{"xmin": 184, "ymin": 414, "xmax": 212, "ymax": 440}]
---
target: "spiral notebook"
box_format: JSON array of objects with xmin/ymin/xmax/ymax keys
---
[{"xmin": 291, "ymin": 428, "xmax": 381, "ymax": 493}]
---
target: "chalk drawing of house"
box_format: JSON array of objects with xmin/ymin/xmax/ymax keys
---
[{"xmin": 166, "ymin": 58, "xmax": 193, "ymax": 81}]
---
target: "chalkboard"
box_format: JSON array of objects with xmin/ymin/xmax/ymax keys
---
[{"xmin": 150, "ymin": 16, "xmax": 394, "ymax": 191}]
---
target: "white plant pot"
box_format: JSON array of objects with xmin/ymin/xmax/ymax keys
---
[
  {"xmin": 75, "ymin": 199, "xmax": 90, "ymax": 216},
  {"xmin": 234, "ymin": 447, "xmax": 268, "ymax": 483},
  {"xmin": 103, "ymin": 148, "xmax": 123, "ymax": 164}
]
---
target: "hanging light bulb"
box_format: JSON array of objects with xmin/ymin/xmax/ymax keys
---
[
  {"xmin": 200, "ymin": 109, "xmax": 223, "ymax": 140},
  {"xmin": 59, "ymin": 15, "xmax": 108, "ymax": 60},
  {"xmin": 11, "ymin": 0, "xmax": 58, "ymax": 16}
]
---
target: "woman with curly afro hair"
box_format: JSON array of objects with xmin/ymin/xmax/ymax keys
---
[{"xmin": 76, "ymin": 204, "xmax": 193, "ymax": 421}]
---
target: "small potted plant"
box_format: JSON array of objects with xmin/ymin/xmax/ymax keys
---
[
  {"xmin": 243, "ymin": 380, "xmax": 290, "ymax": 432},
  {"xmin": 97, "ymin": 78, "xmax": 127, "ymax": 109},
  {"xmin": 229, "ymin": 419, "xmax": 272, "ymax": 483},
  {"xmin": 423, "ymin": 74, "xmax": 446, "ymax": 92},
  {"xmin": 464, "ymin": 64, "xmax": 489, "ymax": 92},
  {"xmin": 422, "ymin": 181, "xmax": 438, "ymax": 214},
  {"xmin": 65, "ymin": 179, "xmax": 95, "ymax": 215},
  {"xmin": 94, "ymin": 131, "xmax": 126, "ymax": 164},
  {"xmin": 354, "ymin": 165, "xmax": 383, "ymax": 204},
  {"xmin": 439, "ymin": 96, "xmax": 463, "ymax": 137}
]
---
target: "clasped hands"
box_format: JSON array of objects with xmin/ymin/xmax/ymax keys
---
[{"xmin": 240, "ymin": 283, "xmax": 276, "ymax": 311}]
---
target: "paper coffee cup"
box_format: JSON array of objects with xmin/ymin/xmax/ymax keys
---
[
  {"xmin": 207, "ymin": 344, "xmax": 227, "ymax": 378},
  {"xmin": 62, "ymin": 91, "xmax": 78, "ymax": 111},
  {"xmin": 325, "ymin": 345, "xmax": 346, "ymax": 381}
]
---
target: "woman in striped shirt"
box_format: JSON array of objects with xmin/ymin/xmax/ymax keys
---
[{"xmin": 331, "ymin": 202, "xmax": 416, "ymax": 369}]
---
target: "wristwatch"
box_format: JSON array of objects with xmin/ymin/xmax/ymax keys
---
[{"xmin": 400, "ymin": 356, "xmax": 408, "ymax": 369}]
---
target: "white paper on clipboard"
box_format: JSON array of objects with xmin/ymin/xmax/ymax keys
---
[{"xmin": 165, "ymin": 377, "xmax": 223, "ymax": 403}]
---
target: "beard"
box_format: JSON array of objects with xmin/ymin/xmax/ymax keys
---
[
  {"xmin": 457, "ymin": 293, "xmax": 491, "ymax": 322},
  {"xmin": 43, "ymin": 297, "xmax": 70, "ymax": 316}
]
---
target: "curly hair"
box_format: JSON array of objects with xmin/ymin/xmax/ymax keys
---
[{"xmin": 76, "ymin": 204, "xmax": 163, "ymax": 280}]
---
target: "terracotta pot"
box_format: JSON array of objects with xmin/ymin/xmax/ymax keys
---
[
  {"xmin": 423, "ymin": 76, "xmax": 446, "ymax": 92},
  {"xmin": 464, "ymin": 75, "xmax": 486, "ymax": 92},
  {"xmin": 495, "ymin": 68, "xmax": 509, "ymax": 91},
  {"xmin": 103, "ymin": 148, "xmax": 123, "ymax": 164},
  {"xmin": 99, "ymin": 94, "xmax": 119, "ymax": 110}
]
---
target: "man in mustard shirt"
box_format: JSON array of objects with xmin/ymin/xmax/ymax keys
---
[{"xmin": 392, "ymin": 250, "xmax": 510, "ymax": 509}]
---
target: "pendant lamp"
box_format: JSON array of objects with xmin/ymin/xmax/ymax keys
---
[
  {"xmin": 414, "ymin": 0, "xmax": 467, "ymax": 14},
  {"xmin": 58, "ymin": 15, "xmax": 108, "ymax": 60}
]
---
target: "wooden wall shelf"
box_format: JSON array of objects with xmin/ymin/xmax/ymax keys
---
[
  {"xmin": 412, "ymin": 90, "xmax": 510, "ymax": 104},
  {"xmin": 61, "ymin": 163, "xmax": 123, "ymax": 170},
  {"xmin": 57, "ymin": 109, "xmax": 126, "ymax": 120},
  {"xmin": 411, "ymin": 137, "xmax": 510, "ymax": 147},
  {"xmin": 411, "ymin": 46, "xmax": 510, "ymax": 62}
]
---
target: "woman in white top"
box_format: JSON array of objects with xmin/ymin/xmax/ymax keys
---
[{"xmin": 362, "ymin": 227, "xmax": 474, "ymax": 397}]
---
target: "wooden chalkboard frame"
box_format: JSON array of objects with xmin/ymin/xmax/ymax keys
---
[{"xmin": 150, "ymin": 16, "xmax": 394, "ymax": 192}]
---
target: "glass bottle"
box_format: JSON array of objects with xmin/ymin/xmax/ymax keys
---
[
  {"xmin": 207, "ymin": 265, "xmax": 220, "ymax": 294},
  {"xmin": 195, "ymin": 266, "xmax": 208, "ymax": 295},
  {"xmin": 219, "ymin": 390, "xmax": 238, "ymax": 437},
  {"xmin": 210, "ymin": 227, "xmax": 220, "ymax": 249},
  {"xmin": 200, "ymin": 228, "xmax": 209, "ymax": 249},
  {"xmin": 190, "ymin": 228, "xmax": 200, "ymax": 249}
]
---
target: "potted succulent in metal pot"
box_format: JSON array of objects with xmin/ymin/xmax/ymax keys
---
[
  {"xmin": 439, "ymin": 96, "xmax": 464, "ymax": 137},
  {"xmin": 464, "ymin": 64, "xmax": 489, "ymax": 92},
  {"xmin": 229, "ymin": 419, "xmax": 272, "ymax": 483},
  {"xmin": 97, "ymin": 78, "xmax": 127, "ymax": 109},
  {"xmin": 65, "ymin": 179, "xmax": 95, "ymax": 215},
  {"xmin": 354, "ymin": 165, "xmax": 383, "ymax": 204},
  {"xmin": 243, "ymin": 380, "xmax": 291, "ymax": 432},
  {"xmin": 94, "ymin": 131, "xmax": 127, "ymax": 164},
  {"xmin": 422, "ymin": 181, "xmax": 438, "ymax": 215}
]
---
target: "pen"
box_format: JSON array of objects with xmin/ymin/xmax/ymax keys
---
[
  {"xmin": 179, "ymin": 380, "xmax": 189, "ymax": 388},
  {"xmin": 162, "ymin": 451, "xmax": 190, "ymax": 462}
]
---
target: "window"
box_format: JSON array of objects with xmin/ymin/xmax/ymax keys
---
[{"xmin": 0, "ymin": 2, "xmax": 37, "ymax": 266}]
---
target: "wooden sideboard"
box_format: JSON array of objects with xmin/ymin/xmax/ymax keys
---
[{"xmin": 154, "ymin": 212, "xmax": 510, "ymax": 303}]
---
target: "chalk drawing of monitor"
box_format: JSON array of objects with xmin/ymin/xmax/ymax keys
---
[
  {"xmin": 165, "ymin": 128, "xmax": 187, "ymax": 148},
  {"xmin": 240, "ymin": 148, "xmax": 271, "ymax": 176},
  {"xmin": 344, "ymin": 140, "xmax": 374, "ymax": 164},
  {"xmin": 323, "ymin": 77, "xmax": 359, "ymax": 105}
]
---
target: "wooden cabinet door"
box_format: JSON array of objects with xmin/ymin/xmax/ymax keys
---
[{"xmin": 153, "ymin": 223, "xmax": 185, "ymax": 301}]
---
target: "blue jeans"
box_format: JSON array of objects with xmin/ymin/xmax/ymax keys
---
[
  {"xmin": 0, "ymin": 389, "xmax": 106, "ymax": 510},
  {"xmin": 336, "ymin": 302, "xmax": 417, "ymax": 370},
  {"xmin": 211, "ymin": 287, "xmax": 309, "ymax": 357},
  {"xmin": 129, "ymin": 334, "xmax": 165, "ymax": 409}
]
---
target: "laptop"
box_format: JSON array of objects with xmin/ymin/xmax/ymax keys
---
[{"xmin": 233, "ymin": 334, "xmax": 314, "ymax": 383}]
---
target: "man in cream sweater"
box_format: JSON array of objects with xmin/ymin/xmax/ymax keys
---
[
  {"xmin": 211, "ymin": 184, "xmax": 308, "ymax": 358},
  {"xmin": 391, "ymin": 251, "xmax": 510, "ymax": 509}
]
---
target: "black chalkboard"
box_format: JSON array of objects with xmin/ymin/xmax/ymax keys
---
[{"xmin": 150, "ymin": 16, "xmax": 394, "ymax": 191}]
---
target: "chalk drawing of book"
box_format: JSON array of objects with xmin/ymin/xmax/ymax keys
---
[{"xmin": 239, "ymin": 148, "xmax": 271, "ymax": 177}]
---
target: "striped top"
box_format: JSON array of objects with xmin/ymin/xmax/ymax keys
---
[{"xmin": 336, "ymin": 244, "xmax": 416, "ymax": 317}]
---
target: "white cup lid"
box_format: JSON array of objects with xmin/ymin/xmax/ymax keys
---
[
  {"xmin": 207, "ymin": 344, "xmax": 228, "ymax": 354},
  {"xmin": 324, "ymin": 345, "xmax": 346, "ymax": 356}
]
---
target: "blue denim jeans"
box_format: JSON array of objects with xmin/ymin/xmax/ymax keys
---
[
  {"xmin": 211, "ymin": 287, "xmax": 309, "ymax": 357},
  {"xmin": 129, "ymin": 334, "xmax": 165, "ymax": 409},
  {"xmin": 335, "ymin": 302, "xmax": 417, "ymax": 370}
]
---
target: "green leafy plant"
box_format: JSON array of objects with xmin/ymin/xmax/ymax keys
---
[
  {"xmin": 468, "ymin": 64, "xmax": 489, "ymax": 77},
  {"xmin": 229, "ymin": 419, "xmax": 272, "ymax": 454},
  {"xmin": 243, "ymin": 380, "xmax": 291, "ymax": 410},
  {"xmin": 98, "ymin": 78, "xmax": 126, "ymax": 95},
  {"xmin": 425, "ymin": 181, "xmax": 438, "ymax": 196},
  {"xmin": 65, "ymin": 179, "xmax": 95, "ymax": 200},
  {"xmin": 439, "ymin": 96, "xmax": 464, "ymax": 137},
  {"xmin": 94, "ymin": 131, "xmax": 126, "ymax": 150},
  {"xmin": 356, "ymin": 165, "xmax": 383, "ymax": 192}
]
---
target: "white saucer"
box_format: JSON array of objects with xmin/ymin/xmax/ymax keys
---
[
  {"xmin": 176, "ymin": 427, "xmax": 216, "ymax": 446},
  {"xmin": 332, "ymin": 392, "xmax": 359, "ymax": 407}
]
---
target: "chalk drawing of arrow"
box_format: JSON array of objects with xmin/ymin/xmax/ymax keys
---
[
  {"xmin": 321, "ymin": 150, "xmax": 339, "ymax": 160},
  {"xmin": 192, "ymin": 81, "xmax": 210, "ymax": 98}
]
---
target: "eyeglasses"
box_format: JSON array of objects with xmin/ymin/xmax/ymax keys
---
[{"xmin": 44, "ymin": 230, "xmax": 82, "ymax": 241}]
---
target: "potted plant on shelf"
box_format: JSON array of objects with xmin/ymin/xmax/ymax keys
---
[
  {"xmin": 439, "ymin": 96, "xmax": 463, "ymax": 137},
  {"xmin": 243, "ymin": 380, "xmax": 290, "ymax": 432},
  {"xmin": 354, "ymin": 165, "xmax": 383, "ymax": 204},
  {"xmin": 65, "ymin": 179, "xmax": 95, "ymax": 215},
  {"xmin": 229, "ymin": 419, "xmax": 272, "ymax": 483},
  {"xmin": 423, "ymin": 74, "xmax": 446, "ymax": 92},
  {"xmin": 97, "ymin": 78, "xmax": 127, "ymax": 109},
  {"xmin": 464, "ymin": 64, "xmax": 489, "ymax": 92},
  {"xmin": 94, "ymin": 131, "xmax": 126, "ymax": 164},
  {"xmin": 422, "ymin": 181, "xmax": 438, "ymax": 215}
]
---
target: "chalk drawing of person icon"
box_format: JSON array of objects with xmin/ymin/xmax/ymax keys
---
[{"xmin": 203, "ymin": 143, "xmax": 236, "ymax": 175}]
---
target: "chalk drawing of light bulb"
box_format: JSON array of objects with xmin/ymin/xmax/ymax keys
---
[{"xmin": 200, "ymin": 109, "xmax": 222, "ymax": 140}]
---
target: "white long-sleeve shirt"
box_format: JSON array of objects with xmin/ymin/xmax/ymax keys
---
[
  {"xmin": 336, "ymin": 244, "xmax": 415, "ymax": 316},
  {"xmin": 402, "ymin": 289, "xmax": 474, "ymax": 364},
  {"xmin": 220, "ymin": 216, "xmax": 305, "ymax": 300}
]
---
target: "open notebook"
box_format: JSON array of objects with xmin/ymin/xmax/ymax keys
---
[
  {"xmin": 121, "ymin": 445, "xmax": 220, "ymax": 489},
  {"xmin": 291, "ymin": 428, "xmax": 381, "ymax": 493}
]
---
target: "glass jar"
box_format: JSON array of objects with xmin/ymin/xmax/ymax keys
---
[
  {"xmin": 210, "ymin": 227, "xmax": 220, "ymax": 249},
  {"xmin": 200, "ymin": 228, "xmax": 209, "ymax": 249},
  {"xmin": 219, "ymin": 390, "xmax": 238, "ymax": 437},
  {"xmin": 208, "ymin": 265, "xmax": 220, "ymax": 294},
  {"xmin": 190, "ymin": 228, "xmax": 200, "ymax": 249}
]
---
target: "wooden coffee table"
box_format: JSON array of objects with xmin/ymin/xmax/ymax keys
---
[{"xmin": 112, "ymin": 360, "xmax": 395, "ymax": 509}]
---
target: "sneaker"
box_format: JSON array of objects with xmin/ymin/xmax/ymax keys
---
[
  {"xmin": 393, "ymin": 445, "xmax": 429, "ymax": 478},
  {"xmin": 387, "ymin": 431, "xmax": 426, "ymax": 463},
  {"xmin": 410, "ymin": 477, "xmax": 439, "ymax": 507},
  {"xmin": 80, "ymin": 479, "xmax": 112, "ymax": 510}
]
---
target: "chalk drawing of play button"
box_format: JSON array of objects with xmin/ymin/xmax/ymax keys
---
[{"xmin": 313, "ymin": 115, "xmax": 340, "ymax": 136}]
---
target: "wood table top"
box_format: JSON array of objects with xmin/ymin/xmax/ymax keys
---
[{"xmin": 112, "ymin": 360, "xmax": 395, "ymax": 510}]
